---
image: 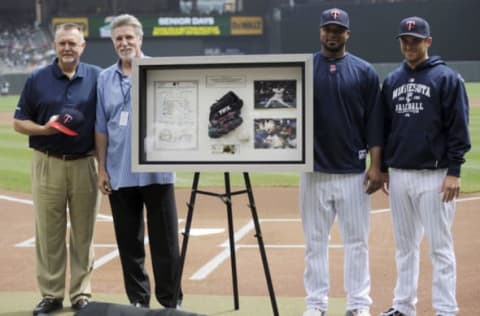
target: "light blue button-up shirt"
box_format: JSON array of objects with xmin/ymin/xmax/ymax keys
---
[{"xmin": 95, "ymin": 61, "xmax": 175, "ymax": 190}]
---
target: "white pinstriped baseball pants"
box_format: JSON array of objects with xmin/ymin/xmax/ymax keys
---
[
  {"xmin": 300, "ymin": 172, "xmax": 372, "ymax": 311},
  {"xmin": 389, "ymin": 168, "xmax": 458, "ymax": 316}
]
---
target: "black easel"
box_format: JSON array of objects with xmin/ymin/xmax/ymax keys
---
[{"xmin": 173, "ymin": 172, "xmax": 279, "ymax": 316}]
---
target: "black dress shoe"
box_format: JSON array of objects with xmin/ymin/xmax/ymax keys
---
[
  {"xmin": 33, "ymin": 298, "xmax": 63, "ymax": 315},
  {"xmin": 72, "ymin": 298, "xmax": 89, "ymax": 311}
]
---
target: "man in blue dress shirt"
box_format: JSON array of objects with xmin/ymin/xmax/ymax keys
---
[{"xmin": 95, "ymin": 14, "xmax": 181, "ymax": 309}]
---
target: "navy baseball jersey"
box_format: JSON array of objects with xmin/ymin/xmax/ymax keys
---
[
  {"xmin": 382, "ymin": 56, "xmax": 471, "ymax": 176},
  {"xmin": 313, "ymin": 52, "xmax": 383, "ymax": 173}
]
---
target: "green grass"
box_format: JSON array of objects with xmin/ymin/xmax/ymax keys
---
[
  {"xmin": 1, "ymin": 82, "xmax": 479, "ymax": 193},
  {"xmin": 0, "ymin": 94, "xmax": 299, "ymax": 192},
  {"xmin": 464, "ymin": 105, "xmax": 480, "ymax": 192},
  {"xmin": 0, "ymin": 95, "xmax": 18, "ymax": 112},
  {"xmin": 0, "ymin": 95, "xmax": 31, "ymax": 192},
  {"xmin": 175, "ymin": 172, "xmax": 299, "ymax": 188},
  {"xmin": 466, "ymin": 82, "xmax": 480, "ymax": 99},
  {"xmin": 0, "ymin": 125, "xmax": 32, "ymax": 192}
]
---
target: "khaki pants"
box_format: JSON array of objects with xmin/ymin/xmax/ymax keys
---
[{"xmin": 32, "ymin": 150, "xmax": 99, "ymax": 303}]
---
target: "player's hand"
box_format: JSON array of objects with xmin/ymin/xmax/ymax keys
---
[
  {"xmin": 364, "ymin": 166, "xmax": 382, "ymax": 194},
  {"xmin": 441, "ymin": 175, "xmax": 460, "ymax": 202},
  {"xmin": 381, "ymin": 172, "xmax": 390, "ymax": 195},
  {"xmin": 47, "ymin": 115, "xmax": 59, "ymax": 123},
  {"xmin": 43, "ymin": 114, "xmax": 60, "ymax": 135},
  {"xmin": 98, "ymin": 169, "xmax": 112, "ymax": 195}
]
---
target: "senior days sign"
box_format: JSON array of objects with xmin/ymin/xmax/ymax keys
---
[{"xmin": 53, "ymin": 15, "xmax": 264, "ymax": 38}]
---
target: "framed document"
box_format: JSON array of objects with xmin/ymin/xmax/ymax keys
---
[{"xmin": 131, "ymin": 54, "xmax": 313, "ymax": 172}]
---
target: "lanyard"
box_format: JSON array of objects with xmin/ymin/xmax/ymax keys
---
[{"xmin": 117, "ymin": 71, "xmax": 131, "ymax": 109}]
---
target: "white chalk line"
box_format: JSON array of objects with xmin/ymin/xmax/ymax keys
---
[
  {"xmin": 2, "ymin": 194, "xmax": 479, "ymax": 280},
  {"xmin": 186, "ymin": 196, "xmax": 480, "ymax": 280},
  {"xmin": 190, "ymin": 221, "xmax": 254, "ymax": 280}
]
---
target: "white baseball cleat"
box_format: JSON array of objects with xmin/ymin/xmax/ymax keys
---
[
  {"xmin": 303, "ymin": 307, "xmax": 327, "ymax": 316},
  {"xmin": 345, "ymin": 309, "xmax": 371, "ymax": 316},
  {"xmin": 378, "ymin": 308, "xmax": 406, "ymax": 316}
]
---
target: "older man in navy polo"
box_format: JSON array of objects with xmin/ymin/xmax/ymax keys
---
[{"xmin": 14, "ymin": 23, "xmax": 101, "ymax": 315}]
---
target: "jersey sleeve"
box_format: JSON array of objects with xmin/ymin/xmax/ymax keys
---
[
  {"xmin": 95, "ymin": 72, "xmax": 108, "ymax": 134},
  {"xmin": 380, "ymin": 76, "xmax": 393, "ymax": 173},
  {"xmin": 441, "ymin": 72, "xmax": 471, "ymax": 177},
  {"xmin": 364, "ymin": 66, "xmax": 384, "ymax": 150},
  {"xmin": 14, "ymin": 73, "xmax": 36, "ymax": 121}
]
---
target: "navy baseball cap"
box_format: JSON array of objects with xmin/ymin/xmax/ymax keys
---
[
  {"xmin": 48, "ymin": 108, "xmax": 84, "ymax": 136},
  {"xmin": 320, "ymin": 8, "xmax": 350, "ymax": 29},
  {"xmin": 396, "ymin": 16, "xmax": 430, "ymax": 39}
]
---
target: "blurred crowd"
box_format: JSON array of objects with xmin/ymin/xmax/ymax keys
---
[{"xmin": 0, "ymin": 21, "xmax": 54, "ymax": 74}]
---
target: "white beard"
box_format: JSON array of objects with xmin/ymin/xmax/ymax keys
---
[{"xmin": 119, "ymin": 49, "xmax": 136, "ymax": 61}]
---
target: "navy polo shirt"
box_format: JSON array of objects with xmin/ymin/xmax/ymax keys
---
[{"xmin": 15, "ymin": 60, "xmax": 101, "ymax": 154}]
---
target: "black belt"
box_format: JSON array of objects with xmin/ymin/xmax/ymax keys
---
[{"xmin": 36, "ymin": 149, "xmax": 93, "ymax": 161}]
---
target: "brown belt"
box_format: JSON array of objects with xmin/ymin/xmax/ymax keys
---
[{"xmin": 36, "ymin": 149, "xmax": 93, "ymax": 161}]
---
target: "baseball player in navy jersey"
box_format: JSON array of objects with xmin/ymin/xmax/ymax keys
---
[
  {"xmin": 379, "ymin": 17, "xmax": 470, "ymax": 316},
  {"xmin": 300, "ymin": 8, "xmax": 383, "ymax": 316}
]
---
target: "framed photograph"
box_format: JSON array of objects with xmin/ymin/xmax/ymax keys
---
[
  {"xmin": 131, "ymin": 54, "xmax": 313, "ymax": 172},
  {"xmin": 254, "ymin": 80, "xmax": 297, "ymax": 109}
]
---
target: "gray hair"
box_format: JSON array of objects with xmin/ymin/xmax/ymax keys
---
[
  {"xmin": 55, "ymin": 23, "xmax": 85, "ymax": 41},
  {"xmin": 110, "ymin": 14, "xmax": 144, "ymax": 38}
]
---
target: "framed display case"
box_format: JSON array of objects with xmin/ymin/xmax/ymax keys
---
[{"xmin": 131, "ymin": 54, "xmax": 313, "ymax": 172}]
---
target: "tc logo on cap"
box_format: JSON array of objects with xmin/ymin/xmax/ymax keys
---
[
  {"xmin": 397, "ymin": 16, "xmax": 430, "ymax": 39},
  {"xmin": 320, "ymin": 8, "xmax": 350, "ymax": 29},
  {"xmin": 406, "ymin": 20, "xmax": 416, "ymax": 31},
  {"xmin": 330, "ymin": 9, "xmax": 341, "ymax": 20},
  {"xmin": 62, "ymin": 114, "xmax": 74, "ymax": 124},
  {"xmin": 48, "ymin": 108, "xmax": 85, "ymax": 136}
]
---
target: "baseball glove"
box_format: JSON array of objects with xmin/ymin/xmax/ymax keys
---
[{"xmin": 208, "ymin": 91, "xmax": 243, "ymax": 138}]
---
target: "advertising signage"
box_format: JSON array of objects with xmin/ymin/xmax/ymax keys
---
[
  {"xmin": 152, "ymin": 16, "xmax": 227, "ymax": 36},
  {"xmin": 52, "ymin": 16, "xmax": 263, "ymax": 38}
]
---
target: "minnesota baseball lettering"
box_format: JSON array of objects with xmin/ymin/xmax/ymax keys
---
[
  {"xmin": 391, "ymin": 81, "xmax": 430, "ymax": 116},
  {"xmin": 394, "ymin": 103, "xmax": 424, "ymax": 115},
  {"xmin": 392, "ymin": 83, "xmax": 431, "ymax": 98}
]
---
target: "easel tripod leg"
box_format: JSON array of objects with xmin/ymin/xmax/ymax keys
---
[
  {"xmin": 243, "ymin": 172, "xmax": 279, "ymax": 316},
  {"xmin": 173, "ymin": 172, "xmax": 200, "ymax": 306},
  {"xmin": 224, "ymin": 172, "xmax": 240, "ymax": 309}
]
